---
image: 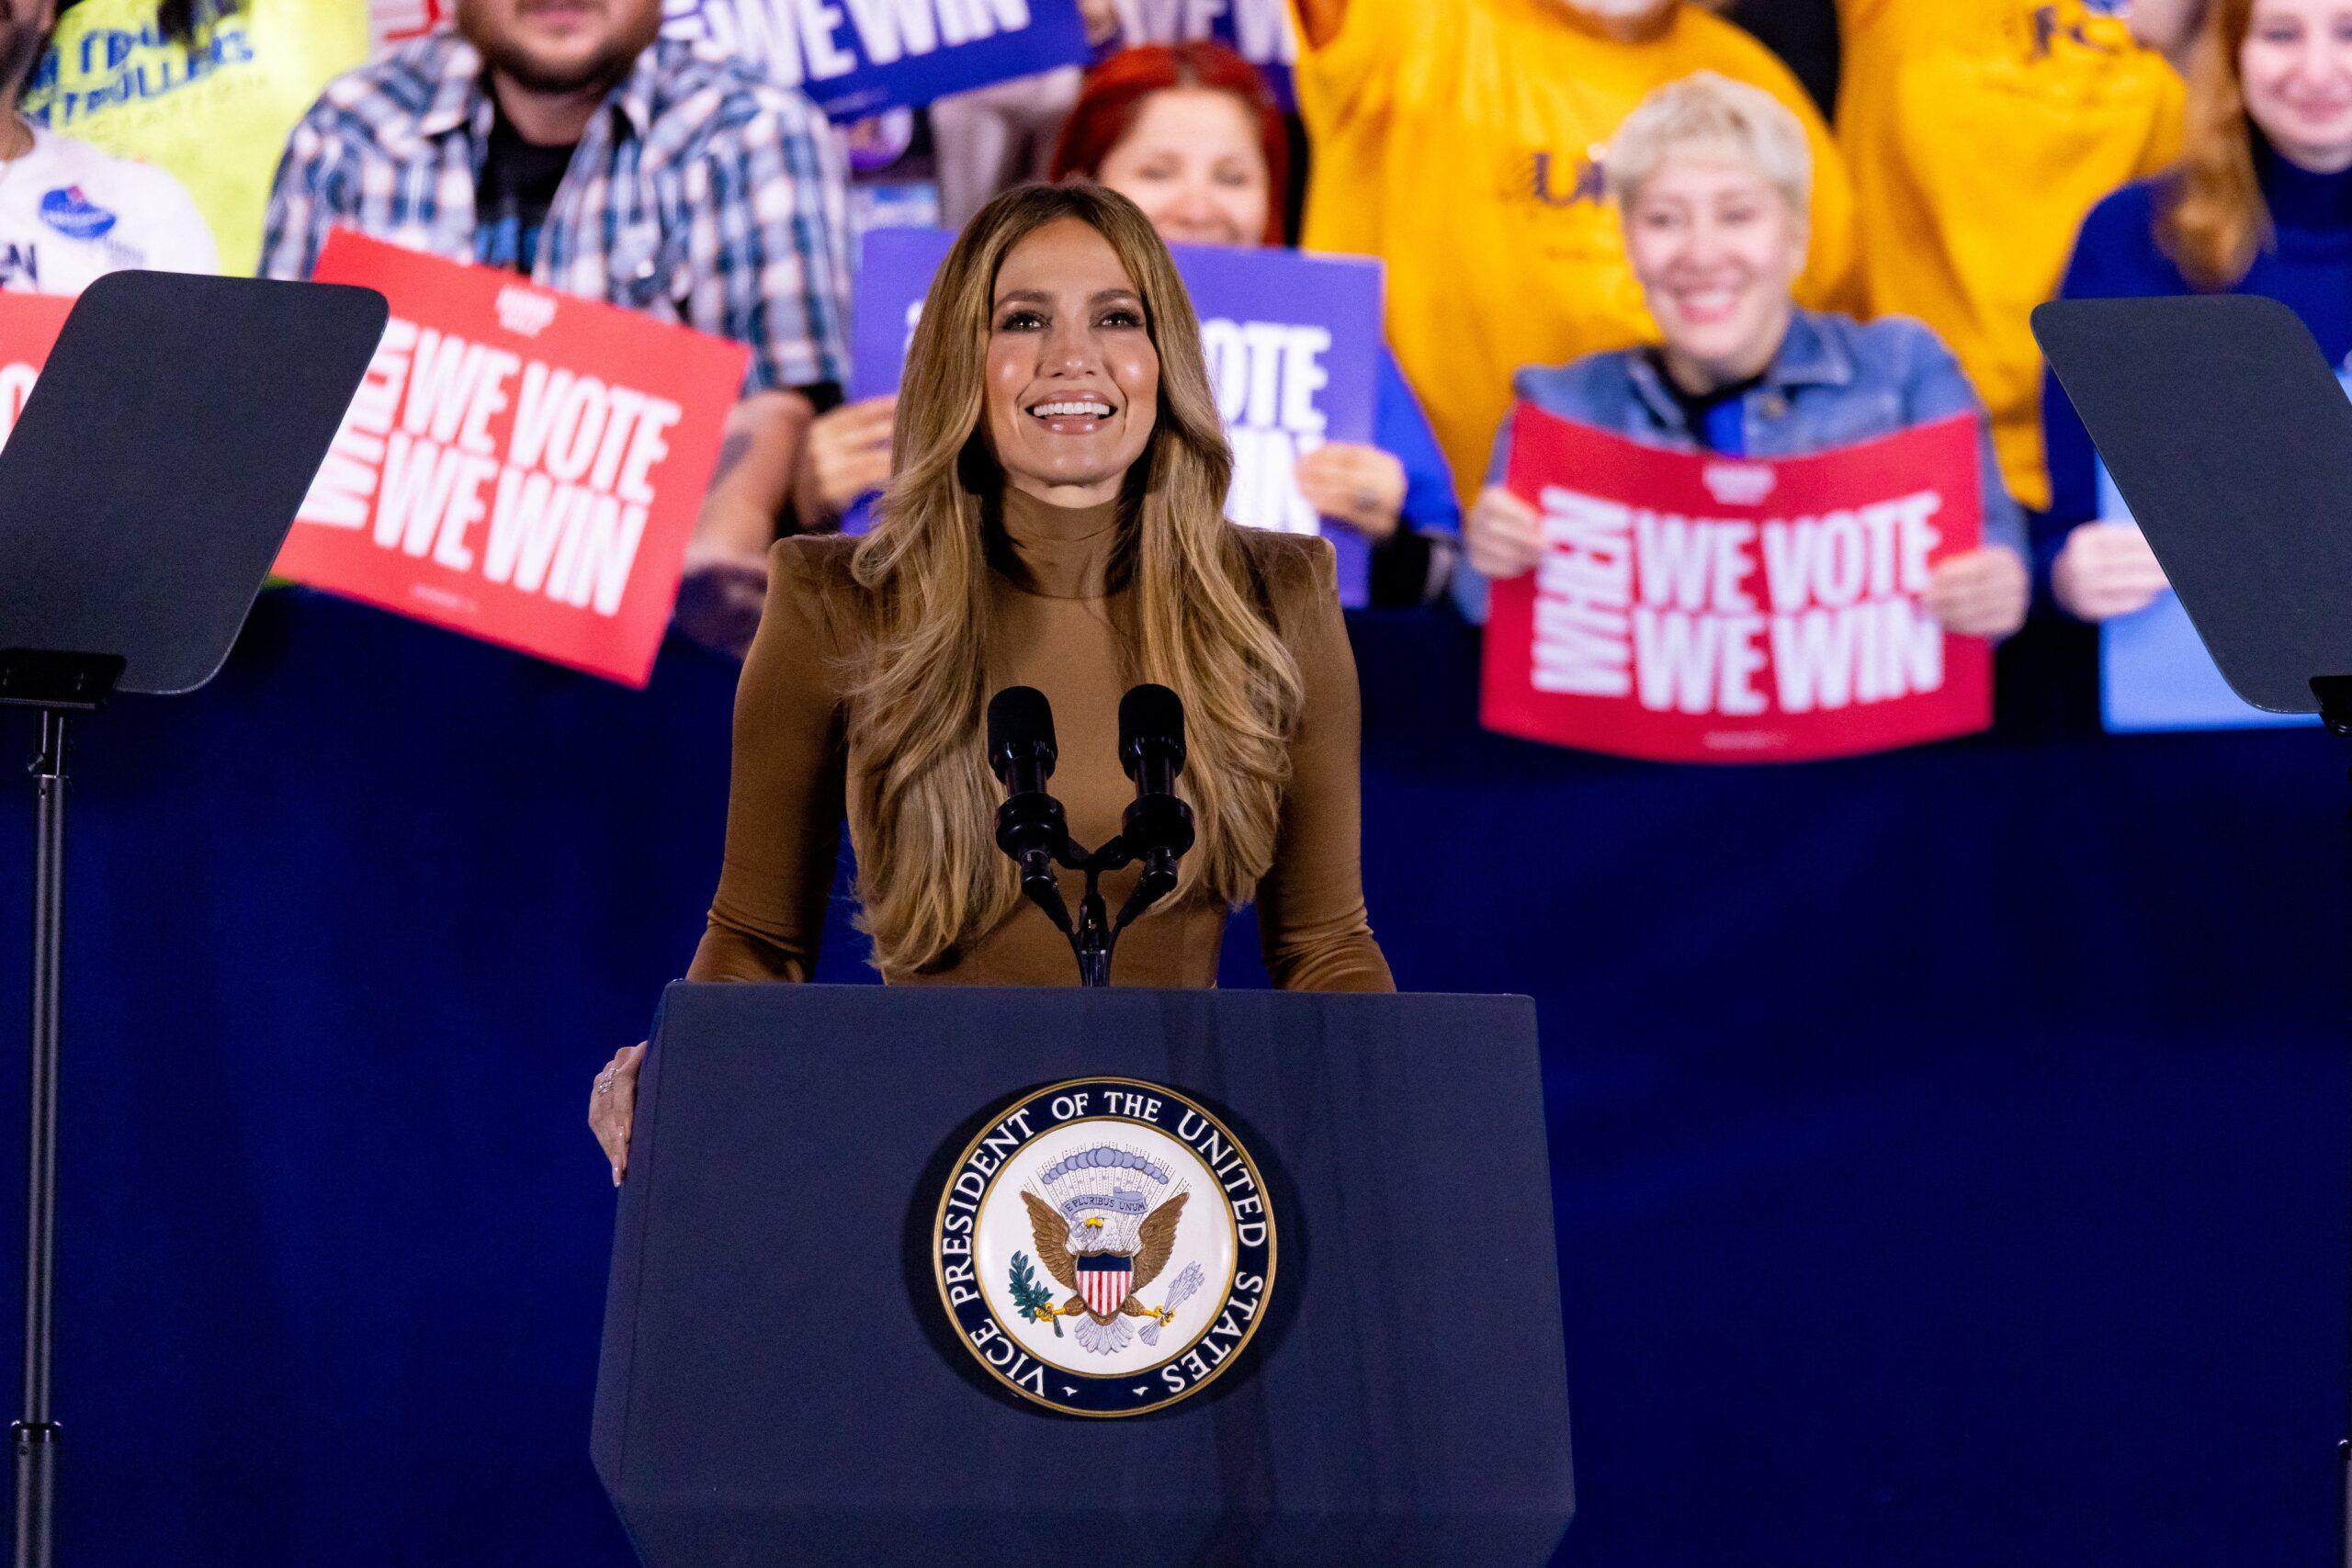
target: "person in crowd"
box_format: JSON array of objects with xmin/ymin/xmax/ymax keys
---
[
  {"xmin": 2042, "ymin": 0, "xmax": 2352, "ymax": 622},
  {"xmin": 589, "ymin": 184, "xmax": 1393, "ymax": 1179},
  {"xmin": 803, "ymin": 41, "xmax": 1464, "ymax": 608},
  {"xmin": 28, "ymin": 0, "xmax": 365, "ymax": 276},
  {"xmin": 1286, "ymin": 0, "xmax": 1860, "ymax": 519},
  {"xmin": 1836, "ymin": 0, "xmax": 2186, "ymax": 518},
  {"xmin": 1048, "ymin": 40, "xmax": 1457, "ymax": 606},
  {"xmin": 1459, "ymin": 73, "xmax": 2030, "ymax": 643},
  {"xmin": 1105, "ymin": 0, "xmax": 1306, "ymax": 231},
  {"xmin": 0, "ymin": 0, "xmax": 214, "ymax": 292},
  {"xmin": 260, "ymin": 0, "xmax": 854, "ymax": 660}
]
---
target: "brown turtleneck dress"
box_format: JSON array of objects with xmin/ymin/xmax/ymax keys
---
[{"xmin": 684, "ymin": 488, "xmax": 1393, "ymax": 991}]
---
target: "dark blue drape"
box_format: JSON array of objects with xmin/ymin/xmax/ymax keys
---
[{"xmin": 0, "ymin": 589, "xmax": 2339, "ymax": 1566}]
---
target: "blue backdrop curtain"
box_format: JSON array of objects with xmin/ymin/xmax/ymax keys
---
[{"xmin": 0, "ymin": 589, "xmax": 2339, "ymax": 1565}]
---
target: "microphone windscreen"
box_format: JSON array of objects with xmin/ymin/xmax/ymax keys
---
[
  {"xmin": 1118, "ymin": 682, "xmax": 1185, "ymax": 766},
  {"xmin": 987, "ymin": 685, "xmax": 1056, "ymax": 774}
]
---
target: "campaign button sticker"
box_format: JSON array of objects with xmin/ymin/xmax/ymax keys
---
[{"xmin": 38, "ymin": 187, "xmax": 115, "ymax": 243}]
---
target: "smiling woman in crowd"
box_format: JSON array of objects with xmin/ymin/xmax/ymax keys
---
[
  {"xmin": 2042, "ymin": 0, "xmax": 2352, "ymax": 622},
  {"xmin": 1459, "ymin": 70, "xmax": 2030, "ymax": 642},
  {"xmin": 590, "ymin": 183, "xmax": 1394, "ymax": 1182}
]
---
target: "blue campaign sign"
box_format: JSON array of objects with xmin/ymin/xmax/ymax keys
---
[
  {"xmin": 851, "ymin": 227, "xmax": 1387, "ymax": 605},
  {"xmin": 662, "ymin": 0, "xmax": 1092, "ymax": 120},
  {"xmin": 2097, "ymin": 458, "xmax": 2321, "ymax": 732}
]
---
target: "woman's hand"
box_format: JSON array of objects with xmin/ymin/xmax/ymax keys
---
[
  {"xmin": 588, "ymin": 1043, "xmax": 647, "ymax": 1187},
  {"xmin": 792, "ymin": 395, "xmax": 898, "ymax": 525},
  {"xmin": 1924, "ymin": 546, "xmax": 2030, "ymax": 639},
  {"xmin": 2051, "ymin": 521, "xmax": 2169, "ymax": 622},
  {"xmin": 1295, "ymin": 442, "xmax": 1408, "ymax": 541},
  {"xmin": 1464, "ymin": 484, "xmax": 1544, "ymax": 581}
]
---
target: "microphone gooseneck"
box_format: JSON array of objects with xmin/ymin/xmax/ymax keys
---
[{"xmin": 980, "ymin": 683, "xmax": 1200, "ymax": 986}]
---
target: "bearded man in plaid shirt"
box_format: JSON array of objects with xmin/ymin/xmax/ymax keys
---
[{"xmin": 261, "ymin": 0, "xmax": 853, "ymax": 658}]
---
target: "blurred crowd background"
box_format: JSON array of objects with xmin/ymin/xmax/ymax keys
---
[{"xmin": 0, "ymin": 0, "xmax": 2305, "ymax": 718}]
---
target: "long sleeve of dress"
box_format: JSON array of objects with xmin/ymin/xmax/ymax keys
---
[
  {"xmin": 1256, "ymin": 537, "xmax": 1396, "ymax": 993},
  {"xmin": 684, "ymin": 537, "xmax": 851, "ymax": 984}
]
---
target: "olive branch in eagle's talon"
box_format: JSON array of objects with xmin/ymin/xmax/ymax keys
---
[{"xmin": 1007, "ymin": 1250, "xmax": 1062, "ymax": 1337}]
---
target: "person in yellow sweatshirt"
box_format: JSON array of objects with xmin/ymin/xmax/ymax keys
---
[
  {"xmin": 26, "ymin": 0, "xmax": 369, "ymax": 276},
  {"xmin": 1290, "ymin": 0, "xmax": 1860, "ymax": 512},
  {"xmin": 1836, "ymin": 0, "xmax": 2186, "ymax": 513}
]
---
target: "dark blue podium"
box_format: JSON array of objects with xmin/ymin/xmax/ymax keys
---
[{"xmin": 592, "ymin": 984, "xmax": 1573, "ymax": 1565}]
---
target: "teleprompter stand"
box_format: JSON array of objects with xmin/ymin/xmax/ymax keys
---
[
  {"xmin": 0, "ymin": 271, "xmax": 384, "ymax": 1566},
  {"xmin": 2035, "ymin": 295, "xmax": 2352, "ymax": 1566}
]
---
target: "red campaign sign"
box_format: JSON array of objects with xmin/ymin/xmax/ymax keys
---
[
  {"xmin": 282, "ymin": 231, "xmax": 750, "ymax": 687},
  {"xmin": 0, "ymin": 293, "xmax": 75, "ymax": 455},
  {"xmin": 1481, "ymin": 404, "xmax": 1991, "ymax": 763}
]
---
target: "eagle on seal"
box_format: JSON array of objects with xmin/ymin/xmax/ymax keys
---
[{"xmin": 1022, "ymin": 1189, "xmax": 1190, "ymax": 1357}]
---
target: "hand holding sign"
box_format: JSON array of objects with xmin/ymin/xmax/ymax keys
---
[
  {"xmin": 1464, "ymin": 484, "xmax": 1544, "ymax": 581},
  {"xmin": 2054, "ymin": 521, "xmax": 2170, "ymax": 622},
  {"xmin": 796, "ymin": 393, "xmax": 899, "ymax": 522},
  {"xmin": 1921, "ymin": 546, "xmax": 2029, "ymax": 639},
  {"xmin": 1294, "ymin": 442, "xmax": 1405, "ymax": 541}
]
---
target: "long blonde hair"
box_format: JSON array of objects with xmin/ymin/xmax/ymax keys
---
[
  {"xmin": 846, "ymin": 183, "xmax": 1305, "ymax": 976},
  {"xmin": 2159, "ymin": 0, "xmax": 2265, "ymax": 290}
]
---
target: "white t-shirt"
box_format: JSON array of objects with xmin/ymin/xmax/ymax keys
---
[{"xmin": 0, "ymin": 128, "xmax": 217, "ymax": 297}]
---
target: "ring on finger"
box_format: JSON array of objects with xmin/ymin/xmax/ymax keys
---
[{"xmin": 595, "ymin": 1068, "xmax": 617, "ymax": 1096}]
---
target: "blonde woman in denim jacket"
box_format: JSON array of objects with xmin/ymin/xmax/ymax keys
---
[{"xmin": 1459, "ymin": 72, "xmax": 2028, "ymax": 640}]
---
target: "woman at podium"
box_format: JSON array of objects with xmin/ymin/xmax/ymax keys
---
[{"xmin": 590, "ymin": 183, "xmax": 1392, "ymax": 1181}]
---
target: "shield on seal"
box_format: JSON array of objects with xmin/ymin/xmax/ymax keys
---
[{"xmin": 1077, "ymin": 1252, "xmax": 1134, "ymax": 1318}]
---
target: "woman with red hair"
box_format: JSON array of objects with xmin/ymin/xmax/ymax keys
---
[
  {"xmin": 1050, "ymin": 39, "xmax": 1461, "ymax": 605},
  {"xmin": 2042, "ymin": 0, "xmax": 2352, "ymax": 622}
]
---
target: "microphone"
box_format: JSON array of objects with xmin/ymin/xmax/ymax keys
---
[
  {"xmin": 986, "ymin": 686, "xmax": 1070, "ymax": 928},
  {"xmin": 1117, "ymin": 683, "xmax": 1194, "ymax": 907}
]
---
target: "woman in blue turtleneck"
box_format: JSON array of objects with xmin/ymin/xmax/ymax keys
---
[{"xmin": 2041, "ymin": 0, "xmax": 2352, "ymax": 623}]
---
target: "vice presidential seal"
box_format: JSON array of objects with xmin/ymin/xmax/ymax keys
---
[{"xmin": 933, "ymin": 1077, "xmax": 1275, "ymax": 1416}]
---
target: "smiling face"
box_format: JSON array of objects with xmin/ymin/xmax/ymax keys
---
[
  {"xmin": 1622, "ymin": 152, "xmax": 1805, "ymax": 389},
  {"xmin": 2242, "ymin": 0, "xmax": 2352, "ymax": 173},
  {"xmin": 458, "ymin": 0, "xmax": 660, "ymax": 96},
  {"xmin": 1094, "ymin": 87, "xmax": 1273, "ymax": 249},
  {"xmin": 982, "ymin": 217, "xmax": 1161, "ymax": 507}
]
